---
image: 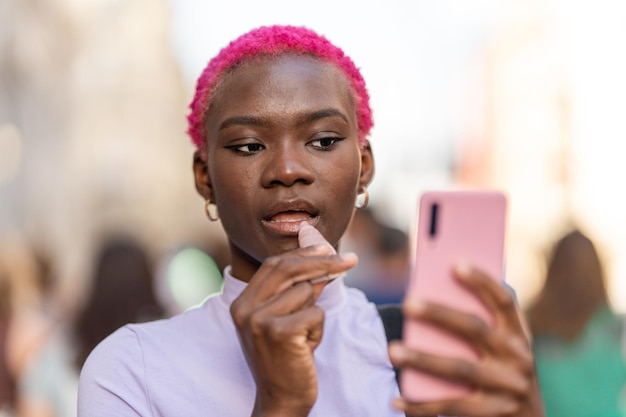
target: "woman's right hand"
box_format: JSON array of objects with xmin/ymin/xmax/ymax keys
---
[
  {"xmin": 389, "ymin": 265, "xmax": 544, "ymax": 417},
  {"xmin": 230, "ymin": 245, "xmax": 357, "ymax": 417}
]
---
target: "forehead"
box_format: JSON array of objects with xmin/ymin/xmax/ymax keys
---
[{"xmin": 208, "ymin": 55, "xmax": 356, "ymax": 124}]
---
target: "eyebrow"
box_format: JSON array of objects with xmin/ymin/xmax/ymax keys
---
[
  {"xmin": 218, "ymin": 108, "xmax": 349, "ymax": 131},
  {"xmin": 218, "ymin": 116, "xmax": 267, "ymax": 131},
  {"xmin": 296, "ymin": 108, "xmax": 349, "ymax": 125}
]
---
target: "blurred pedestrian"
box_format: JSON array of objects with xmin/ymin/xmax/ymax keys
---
[
  {"xmin": 73, "ymin": 237, "xmax": 165, "ymax": 369},
  {"xmin": 0, "ymin": 241, "xmax": 77, "ymax": 417},
  {"xmin": 0, "ymin": 263, "xmax": 16, "ymax": 416},
  {"xmin": 343, "ymin": 208, "xmax": 409, "ymax": 304},
  {"xmin": 526, "ymin": 229, "xmax": 626, "ymax": 417}
]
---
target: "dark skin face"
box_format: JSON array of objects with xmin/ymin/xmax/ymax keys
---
[{"xmin": 193, "ymin": 55, "xmax": 374, "ymax": 282}]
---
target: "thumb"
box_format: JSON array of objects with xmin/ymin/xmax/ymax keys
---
[{"xmin": 298, "ymin": 222, "xmax": 336, "ymax": 254}]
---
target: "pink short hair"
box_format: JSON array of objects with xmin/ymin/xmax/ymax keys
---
[{"xmin": 187, "ymin": 25, "xmax": 373, "ymax": 151}]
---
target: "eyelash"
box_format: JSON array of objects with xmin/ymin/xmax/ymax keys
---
[
  {"xmin": 224, "ymin": 143, "xmax": 265, "ymax": 155},
  {"xmin": 224, "ymin": 137, "xmax": 345, "ymax": 155},
  {"xmin": 309, "ymin": 137, "xmax": 345, "ymax": 150}
]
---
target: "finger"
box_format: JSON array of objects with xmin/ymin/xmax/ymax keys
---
[
  {"xmin": 276, "ymin": 305, "xmax": 325, "ymax": 350},
  {"xmin": 246, "ymin": 252, "xmax": 358, "ymax": 301},
  {"xmin": 264, "ymin": 305, "xmax": 326, "ymax": 351},
  {"xmin": 232, "ymin": 280, "xmax": 316, "ymax": 328},
  {"xmin": 389, "ymin": 343, "xmax": 530, "ymax": 396},
  {"xmin": 453, "ymin": 266, "xmax": 533, "ymax": 357},
  {"xmin": 462, "ymin": 267, "xmax": 537, "ymax": 362},
  {"xmin": 394, "ymin": 392, "xmax": 520, "ymax": 417},
  {"xmin": 403, "ymin": 299, "xmax": 533, "ymax": 366},
  {"xmin": 402, "ymin": 299, "xmax": 492, "ymax": 355},
  {"xmin": 402, "ymin": 299, "xmax": 492, "ymax": 348},
  {"xmin": 453, "ymin": 264, "xmax": 523, "ymax": 335},
  {"xmin": 231, "ymin": 252, "xmax": 352, "ymax": 327},
  {"xmin": 298, "ymin": 221, "xmax": 335, "ymax": 254},
  {"xmin": 255, "ymin": 281, "xmax": 317, "ymax": 317},
  {"xmin": 453, "ymin": 266, "xmax": 535, "ymax": 369}
]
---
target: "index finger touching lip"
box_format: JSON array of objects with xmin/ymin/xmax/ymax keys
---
[
  {"xmin": 298, "ymin": 221, "xmax": 336, "ymax": 254},
  {"xmin": 298, "ymin": 221, "xmax": 355, "ymax": 284},
  {"xmin": 298, "ymin": 244, "xmax": 333, "ymax": 257}
]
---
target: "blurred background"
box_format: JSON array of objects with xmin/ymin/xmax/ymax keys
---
[{"xmin": 1, "ymin": 0, "xmax": 626, "ymax": 415}]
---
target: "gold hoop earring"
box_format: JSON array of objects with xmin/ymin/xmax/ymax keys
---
[
  {"xmin": 355, "ymin": 188, "xmax": 369, "ymax": 209},
  {"xmin": 205, "ymin": 200, "xmax": 219, "ymax": 221}
]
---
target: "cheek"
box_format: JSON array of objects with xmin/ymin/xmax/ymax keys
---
[
  {"xmin": 323, "ymin": 152, "xmax": 361, "ymax": 195},
  {"xmin": 319, "ymin": 152, "xmax": 362, "ymax": 239},
  {"xmin": 210, "ymin": 160, "xmax": 255, "ymax": 208}
]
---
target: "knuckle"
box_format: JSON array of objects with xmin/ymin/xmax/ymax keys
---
[
  {"xmin": 248, "ymin": 312, "xmax": 270, "ymax": 334},
  {"xmin": 505, "ymin": 372, "xmax": 532, "ymax": 397},
  {"xmin": 439, "ymin": 403, "xmax": 460, "ymax": 416},
  {"xmin": 516, "ymin": 377, "xmax": 531, "ymax": 396},
  {"xmin": 295, "ymin": 280, "xmax": 314, "ymax": 294},
  {"xmin": 302, "ymin": 282, "xmax": 316, "ymax": 303},
  {"xmin": 508, "ymin": 338, "xmax": 535, "ymax": 374},
  {"xmin": 267, "ymin": 319, "xmax": 288, "ymax": 339},
  {"xmin": 310, "ymin": 305, "xmax": 325, "ymax": 321},
  {"xmin": 499, "ymin": 289, "xmax": 516, "ymax": 309},
  {"xmin": 466, "ymin": 314, "xmax": 489, "ymax": 337},
  {"xmin": 520, "ymin": 356, "xmax": 536, "ymax": 376},
  {"xmin": 454, "ymin": 359, "xmax": 477, "ymax": 382},
  {"xmin": 229, "ymin": 301, "xmax": 247, "ymax": 327},
  {"xmin": 502, "ymin": 399, "xmax": 522, "ymax": 416},
  {"xmin": 264, "ymin": 255, "xmax": 283, "ymax": 268}
]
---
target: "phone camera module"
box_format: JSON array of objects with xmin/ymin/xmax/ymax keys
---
[{"xmin": 429, "ymin": 203, "xmax": 439, "ymax": 238}]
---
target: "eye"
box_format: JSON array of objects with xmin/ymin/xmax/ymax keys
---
[
  {"xmin": 309, "ymin": 137, "xmax": 345, "ymax": 150},
  {"xmin": 224, "ymin": 142, "xmax": 265, "ymax": 155}
]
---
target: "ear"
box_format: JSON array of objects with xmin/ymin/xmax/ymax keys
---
[
  {"xmin": 193, "ymin": 150, "xmax": 213, "ymax": 201},
  {"xmin": 358, "ymin": 140, "xmax": 375, "ymax": 191}
]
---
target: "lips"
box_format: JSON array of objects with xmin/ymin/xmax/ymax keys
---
[
  {"xmin": 261, "ymin": 199, "xmax": 320, "ymax": 235},
  {"xmin": 267, "ymin": 210, "xmax": 314, "ymax": 223}
]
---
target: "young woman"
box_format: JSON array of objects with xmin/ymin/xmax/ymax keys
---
[
  {"xmin": 78, "ymin": 25, "xmax": 545, "ymax": 417},
  {"xmin": 527, "ymin": 230, "xmax": 626, "ymax": 416}
]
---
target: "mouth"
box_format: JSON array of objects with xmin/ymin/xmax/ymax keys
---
[{"xmin": 261, "ymin": 200, "xmax": 320, "ymax": 236}]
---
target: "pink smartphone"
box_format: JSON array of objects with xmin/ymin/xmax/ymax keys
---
[{"xmin": 400, "ymin": 190, "xmax": 507, "ymax": 402}]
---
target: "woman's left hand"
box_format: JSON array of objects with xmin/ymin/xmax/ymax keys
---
[{"xmin": 388, "ymin": 265, "xmax": 546, "ymax": 417}]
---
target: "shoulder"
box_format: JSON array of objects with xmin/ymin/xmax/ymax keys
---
[
  {"xmin": 78, "ymin": 304, "xmax": 217, "ymax": 417},
  {"xmin": 78, "ymin": 325, "xmax": 148, "ymax": 416},
  {"xmin": 82, "ymin": 301, "xmax": 215, "ymax": 364}
]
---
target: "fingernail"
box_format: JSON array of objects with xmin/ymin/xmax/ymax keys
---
[
  {"xmin": 388, "ymin": 343, "xmax": 406, "ymax": 360},
  {"xmin": 392, "ymin": 398, "xmax": 406, "ymax": 410},
  {"xmin": 339, "ymin": 252, "xmax": 358, "ymax": 263},
  {"xmin": 455, "ymin": 262, "xmax": 472, "ymax": 278},
  {"xmin": 311, "ymin": 244, "xmax": 332, "ymax": 255},
  {"xmin": 404, "ymin": 299, "xmax": 426, "ymax": 315}
]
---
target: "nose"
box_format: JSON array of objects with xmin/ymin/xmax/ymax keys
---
[{"xmin": 261, "ymin": 142, "xmax": 315, "ymax": 188}]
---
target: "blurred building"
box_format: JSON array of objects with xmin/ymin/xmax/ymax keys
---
[
  {"xmin": 0, "ymin": 0, "xmax": 226, "ymax": 314},
  {"xmin": 455, "ymin": 2, "xmax": 626, "ymax": 310}
]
